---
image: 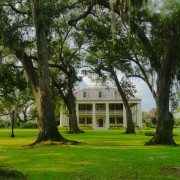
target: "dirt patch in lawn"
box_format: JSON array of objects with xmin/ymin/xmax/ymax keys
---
[
  {"xmin": 161, "ymin": 167, "xmax": 180, "ymax": 177},
  {"xmin": 0, "ymin": 166, "xmax": 27, "ymax": 179}
]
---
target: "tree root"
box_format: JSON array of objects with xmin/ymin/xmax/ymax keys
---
[
  {"xmin": 29, "ymin": 137, "xmax": 80, "ymax": 147},
  {"xmin": 145, "ymin": 138, "xmax": 177, "ymax": 146}
]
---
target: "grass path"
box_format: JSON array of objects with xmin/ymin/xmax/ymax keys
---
[{"xmin": 0, "ymin": 129, "xmax": 180, "ymax": 179}]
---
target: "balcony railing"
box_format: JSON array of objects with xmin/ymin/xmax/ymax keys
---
[
  {"xmin": 109, "ymin": 110, "xmax": 123, "ymax": 114},
  {"xmin": 78, "ymin": 110, "xmax": 92, "ymax": 114},
  {"xmin": 78, "ymin": 110, "xmax": 125, "ymax": 114},
  {"xmin": 96, "ymin": 110, "xmax": 106, "ymax": 114}
]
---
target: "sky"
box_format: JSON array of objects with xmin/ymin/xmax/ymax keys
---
[
  {"xmin": 82, "ymin": 76, "xmax": 156, "ymax": 112},
  {"xmin": 131, "ymin": 78, "xmax": 156, "ymax": 112}
]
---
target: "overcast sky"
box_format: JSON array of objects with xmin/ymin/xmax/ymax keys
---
[
  {"xmin": 82, "ymin": 76, "xmax": 156, "ymax": 112},
  {"xmin": 131, "ymin": 78, "xmax": 156, "ymax": 112}
]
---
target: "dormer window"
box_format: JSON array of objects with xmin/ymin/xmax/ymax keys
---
[
  {"xmin": 98, "ymin": 91, "xmax": 103, "ymax": 98},
  {"xmin": 83, "ymin": 91, "xmax": 87, "ymax": 98}
]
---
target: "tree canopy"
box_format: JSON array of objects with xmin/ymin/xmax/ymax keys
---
[{"xmin": 0, "ymin": 0, "xmax": 179, "ymax": 145}]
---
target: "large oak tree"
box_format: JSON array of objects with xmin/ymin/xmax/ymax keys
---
[
  {"xmin": 49, "ymin": 17, "xmax": 84, "ymax": 133},
  {"xmin": 79, "ymin": 14, "xmax": 137, "ymax": 133},
  {"xmin": 0, "ymin": 0, "xmax": 67, "ymax": 144},
  {"xmin": 69, "ymin": 0, "xmax": 179, "ymax": 145}
]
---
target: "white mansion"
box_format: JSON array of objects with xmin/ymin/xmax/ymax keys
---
[{"xmin": 60, "ymin": 84, "xmax": 142, "ymax": 129}]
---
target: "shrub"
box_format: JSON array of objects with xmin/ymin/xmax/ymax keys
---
[
  {"xmin": 0, "ymin": 122, "xmax": 5, "ymax": 128},
  {"xmin": 20, "ymin": 122, "xmax": 37, "ymax": 129},
  {"xmin": 78, "ymin": 126, "xmax": 93, "ymax": 130},
  {"xmin": 144, "ymin": 131, "xmax": 178, "ymax": 137},
  {"xmin": 144, "ymin": 119, "xmax": 152, "ymax": 127},
  {"xmin": 144, "ymin": 131, "xmax": 155, "ymax": 136},
  {"xmin": 0, "ymin": 120, "xmax": 11, "ymax": 128},
  {"xmin": 174, "ymin": 119, "xmax": 180, "ymax": 127},
  {"xmin": 110, "ymin": 126, "xmax": 125, "ymax": 130}
]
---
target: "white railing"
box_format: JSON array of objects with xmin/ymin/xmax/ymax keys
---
[
  {"xmin": 109, "ymin": 110, "xmax": 123, "ymax": 114},
  {"xmin": 78, "ymin": 110, "xmax": 92, "ymax": 114},
  {"xmin": 78, "ymin": 110, "xmax": 124, "ymax": 114},
  {"xmin": 132, "ymin": 110, "xmax": 138, "ymax": 114},
  {"xmin": 96, "ymin": 110, "xmax": 106, "ymax": 114}
]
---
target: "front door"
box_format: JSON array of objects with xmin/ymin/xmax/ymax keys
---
[{"xmin": 98, "ymin": 119, "xmax": 103, "ymax": 127}]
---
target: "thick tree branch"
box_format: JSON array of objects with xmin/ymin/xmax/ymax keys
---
[
  {"xmin": 15, "ymin": 49, "xmax": 37, "ymax": 90},
  {"xmin": 130, "ymin": 53, "xmax": 157, "ymax": 99},
  {"xmin": 69, "ymin": 0, "xmax": 161, "ymax": 72},
  {"xmin": 1, "ymin": 3, "xmax": 30, "ymax": 15},
  {"xmin": 10, "ymin": 4, "xmax": 30, "ymax": 15},
  {"xmin": 68, "ymin": 3, "xmax": 95, "ymax": 26},
  {"xmin": 51, "ymin": 77, "xmax": 67, "ymax": 101},
  {"xmin": 49, "ymin": 63, "xmax": 69, "ymax": 75},
  {"xmin": 162, "ymin": 28, "xmax": 178, "ymax": 70},
  {"xmin": 98, "ymin": 1, "xmax": 161, "ymax": 72},
  {"xmin": 68, "ymin": 0, "xmax": 84, "ymax": 10}
]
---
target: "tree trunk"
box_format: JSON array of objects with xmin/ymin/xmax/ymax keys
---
[
  {"xmin": 124, "ymin": 104, "xmax": 135, "ymax": 134},
  {"xmin": 110, "ymin": 67, "xmax": 135, "ymax": 134},
  {"xmin": 145, "ymin": 29, "xmax": 177, "ymax": 145},
  {"xmin": 32, "ymin": 0, "xmax": 65, "ymax": 143},
  {"xmin": 67, "ymin": 103, "xmax": 84, "ymax": 134},
  {"xmin": 52, "ymin": 74, "xmax": 84, "ymax": 134},
  {"xmin": 145, "ymin": 70, "xmax": 176, "ymax": 145},
  {"xmin": 33, "ymin": 88, "xmax": 64, "ymax": 143},
  {"xmin": 94, "ymin": 0, "xmax": 177, "ymax": 144},
  {"xmin": 66, "ymin": 87, "xmax": 84, "ymax": 134}
]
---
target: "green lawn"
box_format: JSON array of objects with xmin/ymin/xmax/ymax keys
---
[{"xmin": 0, "ymin": 128, "xmax": 180, "ymax": 180}]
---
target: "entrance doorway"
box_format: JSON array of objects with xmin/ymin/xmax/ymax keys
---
[{"xmin": 98, "ymin": 119, "xmax": 103, "ymax": 127}]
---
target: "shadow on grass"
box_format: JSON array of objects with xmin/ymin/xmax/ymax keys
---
[
  {"xmin": 0, "ymin": 166, "xmax": 27, "ymax": 179},
  {"xmin": 20, "ymin": 141, "xmax": 86, "ymax": 150}
]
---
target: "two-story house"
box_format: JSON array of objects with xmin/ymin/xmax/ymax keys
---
[{"xmin": 60, "ymin": 84, "xmax": 142, "ymax": 129}]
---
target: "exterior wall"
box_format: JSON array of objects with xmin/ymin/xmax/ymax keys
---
[
  {"xmin": 60, "ymin": 85, "xmax": 142, "ymax": 129},
  {"xmin": 60, "ymin": 100, "xmax": 142, "ymax": 129}
]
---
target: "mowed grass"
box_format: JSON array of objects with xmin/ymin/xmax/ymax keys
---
[{"xmin": 0, "ymin": 129, "xmax": 180, "ymax": 180}]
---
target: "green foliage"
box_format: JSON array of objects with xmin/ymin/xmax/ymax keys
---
[
  {"xmin": 174, "ymin": 118, "xmax": 180, "ymax": 127},
  {"xmin": 0, "ymin": 59, "xmax": 34, "ymax": 123},
  {"xmin": 0, "ymin": 120, "xmax": 11, "ymax": 128},
  {"xmin": 120, "ymin": 77, "xmax": 137, "ymax": 98},
  {"xmin": 0, "ymin": 61, "xmax": 26, "ymax": 96},
  {"xmin": 0, "ymin": 121, "xmax": 6, "ymax": 128},
  {"xmin": 20, "ymin": 121, "xmax": 37, "ymax": 129},
  {"xmin": 144, "ymin": 131, "xmax": 178, "ymax": 137},
  {"xmin": 160, "ymin": 0, "xmax": 180, "ymax": 13},
  {"xmin": 144, "ymin": 131, "xmax": 155, "ymax": 136},
  {"xmin": 81, "ymin": 12, "xmax": 133, "ymax": 70},
  {"xmin": 143, "ymin": 118, "xmax": 152, "ymax": 127}
]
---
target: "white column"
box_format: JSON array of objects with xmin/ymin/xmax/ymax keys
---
[
  {"xmin": 64, "ymin": 107, "xmax": 69, "ymax": 126},
  {"xmin": 60, "ymin": 106, "xmax": 63, "ymax": 127},
  {"xmin": 65, "ymin": 113, "xmax": 68, "ymax": 126},
  {"xmin": 106, "ymin": 103, "xmax": 109, "ymax": 129},
  {"xmin": 92, "ymin": 103, "xmax": 96, "ymax": 129},
  {"xmin": 137, "ymin": 102, "xmax": 142, "ymax": 127},
  {"xmin": 123, "ymin": 104, "xmax": 127, "ymax": 127},
  {"xmin": 76, "ymin": 103, "xmax": 79, "ymax": 124}
]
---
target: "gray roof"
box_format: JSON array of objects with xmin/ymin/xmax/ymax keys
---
[{"xmin": 74, "ymin": 86, "xmax": 141, "ymax": 101}]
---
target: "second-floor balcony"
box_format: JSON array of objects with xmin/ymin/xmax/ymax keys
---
[
  {"xmin": 78, "ymin": 109, "xmax": 124, "ymax": 115},
  {"xmin": 78, "ymin": 110, "xmax": 92, "ymax": 114},
  {"xmin": 109, "ymin": 110, "xmax": 123, "ymax": 114},
  {"xmin": 96, "ymin": 110, "xmax": 106, "ymax": 114}
]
